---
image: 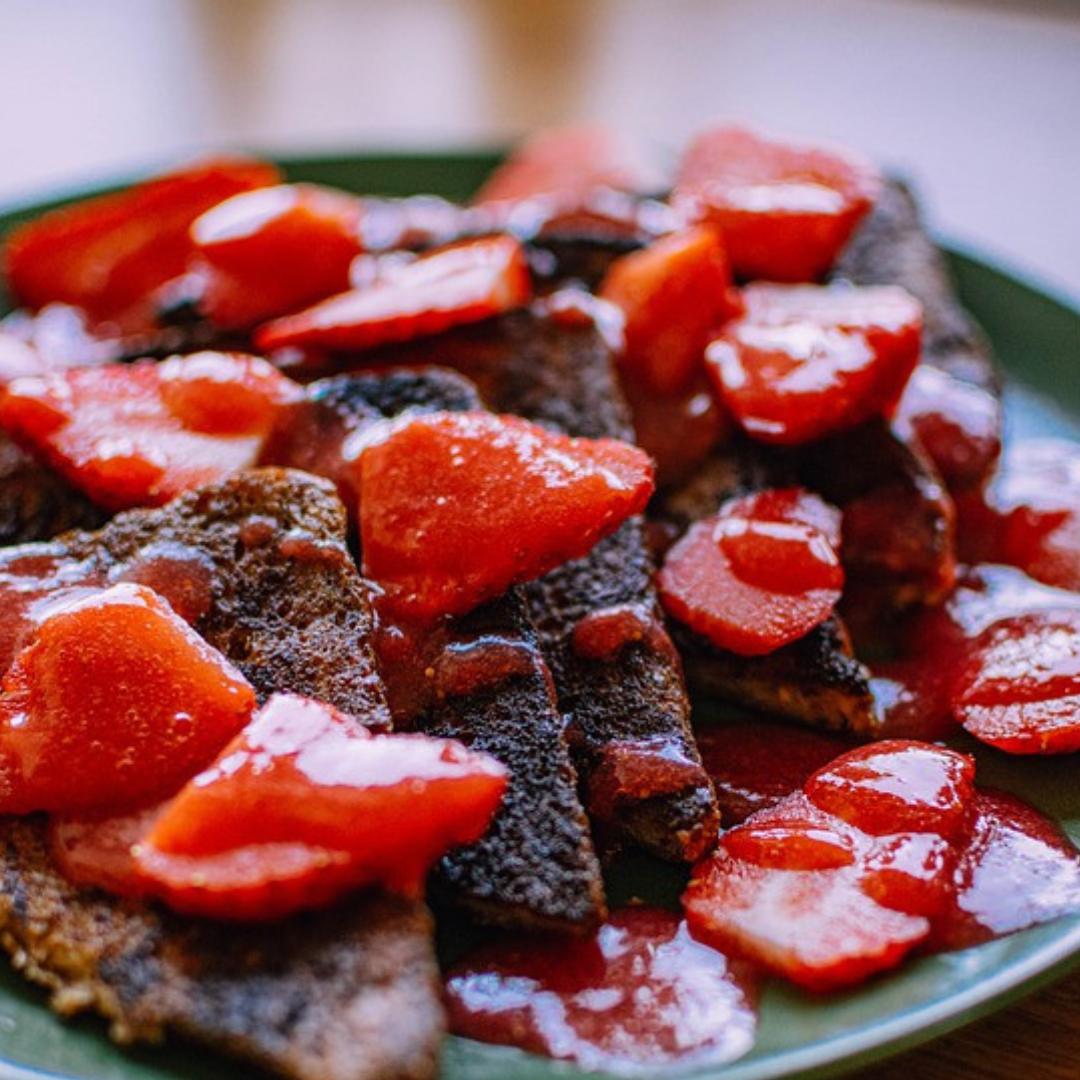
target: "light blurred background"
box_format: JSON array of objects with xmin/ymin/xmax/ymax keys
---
[{"xmin": 2, "ymin": 0, "xmax": 1078, "ymax": 298}]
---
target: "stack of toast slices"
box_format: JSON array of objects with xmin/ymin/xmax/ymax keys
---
[{"xmin": 0, "ymin": 174, "xmax": 998, "ymax": 1080}]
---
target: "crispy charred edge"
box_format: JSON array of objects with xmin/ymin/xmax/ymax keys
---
[
  {"xmin": 653, "ymin": 435, "xmax": 790, "ymax": 537},
  {"xmin": 652, "ymin": 437, "xmax": 878, "ymax": 737},
  {"xmin": 363, "ymin": 310, "xmax": 719, "ymax": 862},
  {"xmin": 672, "ymin": 617, "xmax": 879, "ymax": 737},
  {"xmin": 299, "ymin": 367, "xmax": 605, "ymax": 933},
  {"xmin": 420, "ymin": 595, "xmax": 606, "ymax": 932},
  {"xmin": 523, "ymin": 529, "xmax": 719, "ymax": 862},
  {"xmin": 0, "ymin": 817, "xmax": 442, "ymax": 1080},
  {"xmin": 0, "ymin": 432, "xmax": 107, "ymax": 545},
  {"xmin": 790, "ymin": 419, "xmax": 957, "ymax": 611},
  {"xmin": 834, "ymin": 177, "xmax": 1001, "ymax": 395},
  {"xmin": 55, "ymin": 468, "xmax": 392, "ymax": 729}
]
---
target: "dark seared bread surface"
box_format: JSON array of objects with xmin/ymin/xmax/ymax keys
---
[
  {"xmin": 673, "ymin": 616, "xmax": 879, "ymax": 737},
  {"xmin": 55, "ymin": 468, "xmax": 391, "ymax": 728},
  {"xmin": 419, "ymin": 594, "xmax": 606, "ymax": 931},
  {"xmin": 0, "ymin": 818, "xmax": 441, "ymax": 1080},
  {"xmin": 363, "ymin": 311, "xmax": 720, "ymax": 862},
  {"xmin": 300, "ymin": 368, "xmax": 605, "ymax": 932},
  {"xmin": 834, "ymin": 177, "xmax": 1000, "ymax": 394}
]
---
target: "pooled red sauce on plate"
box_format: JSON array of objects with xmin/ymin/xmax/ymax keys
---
[
  {"xmin": 686, "ymin": 741, "xmax": 1080, "ymax": 992},
  {"xmin": 931, "ymin": 790, "xmax": 1080, "ymax": 950},
  {"xmin": 445, "ymin": 906, "xmax": 758, "ymax": 1075},
  {"xmin": 695, "ymin": 721, "xmax": 855, "ymax": 825}
]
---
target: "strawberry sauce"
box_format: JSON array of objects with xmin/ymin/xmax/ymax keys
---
[
  {"xmin": 445, "ymin": 907, "xmax": 758, "ymax": 1075},
  {"xmin": 696, "ymin": 721, "xmax": 855, "ymax": 825},
  {"xmin": 871, "ymin": 564, "xmax": 1080, "ymax": 742}
]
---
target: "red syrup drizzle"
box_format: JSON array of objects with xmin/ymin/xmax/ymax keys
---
[
  {"xmin": 370, "ymin": 593, "xmax": 543, "ymax": 729},
  {"xmin": 445, "ymin": 906, "xmax": 758, "ymax": 1076},
  {"xmin": 930, "ymin": 790, "xmax": 1080, "ymax": 950},
  {"xmin": 571, "ymin": 603, "xmax": 677, "ymax": 664},
  {"xmin": 585, "ymin": 738, "xmax": 711, "ymax": 821}
]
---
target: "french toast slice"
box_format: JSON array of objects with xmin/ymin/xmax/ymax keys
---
[
  {"xmin": 0, "ymin": 470, "xmax": 443, "ymax": 1080},
  {"xmin": 359, "ymin": 311, "xmax": 720, "ymax": 863},
  {"xmin": 274, "ymin": 368, "xmax": 606, "ymax": 931}
]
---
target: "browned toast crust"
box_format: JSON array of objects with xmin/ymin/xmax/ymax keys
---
[
  {"xmin": 0, "ymin": 817, "xmax": 441, "ymax": 1080},
  {"xmin": 290, "ymin": 370, "xmax": 606, "ymax": 931},
  {"xmin": 363, "ymin": 311, "xmax": 720, "ymax": 862},
  {"xmin": 0, "ymin": 470, "xmax": 443, "ymax": 1080},
  {"xmin": 56, "ymin": 469, "xmax": 392, "ymax": 726}
]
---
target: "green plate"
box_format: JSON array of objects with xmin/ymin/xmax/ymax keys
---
[{"xmin": 1, "ymin": 154, "xmax": 1079, "ymax": 1080}]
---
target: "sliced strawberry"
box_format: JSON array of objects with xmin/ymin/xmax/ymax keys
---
[
  {"xmin": 860, "ymin": 831, "xmax": 956, "ymax": 919},
  {"xmin": 2, "ymin": 157, "xmax": 279, "ymax": 330},
  {"xmin": 254, "ymin": 235, "xmax": 531, "ymax": 355},
  {"xmin": 0, "ymin": 584, "xmax": 255, "ymax": 814},
  {"xmin": 720, "ymin": 794, "xmax": 858, "ymax": 871},
  {"xmin": 132, "ymin": 694, "xmax": 507, "ymax": 920},
  {"xmin": 357, "ymin": 410, "xmax": 654, "ymax": 620},
  {"xmin": 599, "ymin": 226, "xmax": 742, "ymax": 395},
  {"xmin": 684, "ymin": 851, "xmax": 929, "ymax": 992},
  {"xmin": 874, "ymin": 564, "xmax": 1080, "ymax": 741},
  {"xmin": 706, "ymin": 284, "xmax": 922, "ymax": 445},
  {"xmin": 951, "ymin": 610, "xmax": 1080, "ymax": 754},
  {"xmin": 621, "ymin": 372, "xmax": 733, "ymax": 489},
  {"xmin": 473, "ymin": 125, "xmax": 653, "ymax": 208},
  {"xmin": 962, "ymin": 440, "xmax": 1080, "ymax": 592},
  {"xmin": 0, "ymin": 352, "xmax": 302, "ymax": 510},
  {"xmin": 896, "ymin": 365, "xmax": 1002, "ymax": 493},
  {"xmin": 191, "ymin": 184, "xmax": 364, "ymax": 329},
  {"xmin": 686, "ymin": 740, "xmax": 978, "ymax": 990},
  {"xmin": 805, "ymin": 741, "xmax": 975, "ymax": 839},
  {"xmin": 658, "ymin": 488, "xmax": 843, "ymax": 656},
  {"xmin": 673, "ymin": 125, "xmax": 880, "ymax": 282}
]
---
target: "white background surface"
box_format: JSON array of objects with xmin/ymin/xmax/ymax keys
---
[{"xmin": 2, "ymin": 0, "xmax": 1079, "ymax": 301}]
